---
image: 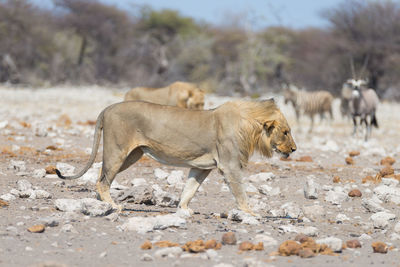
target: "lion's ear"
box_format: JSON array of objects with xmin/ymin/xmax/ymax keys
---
[{"xmin": 264, "ymin": 120, "xmax": 275, "ymax": 136}]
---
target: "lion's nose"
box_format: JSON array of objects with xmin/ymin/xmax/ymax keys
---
[{"xmin": 291, "ymin": 147, "xmax": 296, "ymax": 152}]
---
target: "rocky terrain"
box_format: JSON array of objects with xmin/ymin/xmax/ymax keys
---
[{"xmin": 1, "ymin": 86, "xmax": 400, "ymax": 267}]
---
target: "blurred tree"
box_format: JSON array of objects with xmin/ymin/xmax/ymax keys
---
[{"xmin": 324, "ymin": 0, "xmax": 400, "ymax": 95}]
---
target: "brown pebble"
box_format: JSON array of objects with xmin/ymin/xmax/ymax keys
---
[
  {"xmin": 27, "ymin": 224, "xmax": 45, "ymax": 233},
  {"xmin": 346, "ymin": 240, "xmax": 361, "ymax": 248},
  {"xmin": 45, "ymin": 165, "xmax": 57, "ymax": 174},
  {"xmin": 333, "ymin": 176, "xmax": 341, "ymax": 183},
  {"xmin": 345, "ymin": 157, "xmax": 354, "ymax": 165},
  {"xmin": 182, "ymin": 240, "xmax": 205, "ymax": 253},
  {"xmin": 299, "ymin": 248, "xmax": 315, "ymax": 258},
  {"xmin": 0, "ymin": 199, "xmax": 9, "ymax": 207},
  {"xmin": 348, "ymin": 189, "xmax": 362, "ymax": 197},
  {"xmin": 296, "ymin": 156, "xmax": 313, "ymax": 162},
  {"xmin": 154, "ymin": 240, "xmax": 179, "ymax": 248},
  {"xmin": 372, "ymin": 242, "xmax": 388, "ymax": 254},
  {"xmin": 140, "ymin": 240, "xmax": 152, "ymax": 250},
  {"xmin": 380, "ymin": 156, "xmax": 396, "ymax": 166},
  {"xmin": 349, "ymin": 151, "xmax": 360, "ymax": 157},
  {"xmin": 380, "ymin": 166, "xmax": 394, "ymax": 177},
  {"xmin": 220, "ymin": 213, "xmax": 228, "ymax": 219},
  {"xmin": 253, "ymin": 242, "xmax": 264, "ymax": 251},
  {"xmin": 294, "ymin": 234, "xmax": 309, "ymax": 243},
  {"xmin": 239, "ymin": 241, "xmax": 254, "ymax": 251},
  {"xmin": 278, "ymin": 240, "xmax": 301, "ymax": 256},
  {"xmin": 205, "ymin": 239, "xmax": 217, "ymax": 249},
  {"xmin": 221, "ymin": 232, "xmax": 237, "ymax": 245}
]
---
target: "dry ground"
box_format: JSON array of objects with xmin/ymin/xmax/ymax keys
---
[{"xmin": 0, "ymin": 86, "xmax": 400, "ymax": 267}]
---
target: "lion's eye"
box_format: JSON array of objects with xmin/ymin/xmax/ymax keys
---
[{"xmin": 284, "ymin": 131, "xmax": 288, "ymax": 136}]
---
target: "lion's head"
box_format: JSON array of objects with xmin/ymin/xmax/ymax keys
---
[
  {"xmin": 235, "ymin": 99, "xmax": 297, "ymax": 165},
  {"xmin": 186, "ymin": 88, "xmax": 205, "ymax": 110}
]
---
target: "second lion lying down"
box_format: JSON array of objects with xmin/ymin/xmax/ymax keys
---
[{"xmin": 56, "ymin": 99, "xmax": 296, "ymax": 216}]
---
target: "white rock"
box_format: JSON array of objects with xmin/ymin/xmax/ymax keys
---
[
  {"xmin": 0, "ymin": 120, "xmax": 8, "ymax": 129},
  {"xmin": 254, "ymin": 234, "xmax": 278, "ymax": 247},
  {"xmin": 56, "ymin": 162, "xmax": 75, "ymax": 176},
  {"xmin": 39, "ymin": 216, "xmax": 60, "ymax": 227},
  {"xmin": 245, "ymin": 184, "xmax": 258, "ymax": 193},
  {"xmin": 304, "ymin": 176, "xmax": 318, "ymax": 199},
  {"xmin": 382, "ymin": 178, "xmax": 399, "ymax": 187},
  {"xmin": 141, "ymin": 253, "xmax": 154, "ymax": 261},
  {"xmin": 282, "ymin": 202, "xmax": 302, "ymax": 218},
  {"xmin": 247, "ymin": 172, "xmax": 275, "ymax": 183},
  {"xmin": 370, "ymin": 211, "xmax": 396, "ymax": 229},
  {"xmin": 221, "ymin": 184, "xmax": 230, "ymax": 192},
  {"xmin": 34, "ymin": 123, "xmax": 48, "ymax": 137},
  {"xmin": 390, "ymin": 233, "xmax": 400, "ymax": 241},
  {"xmin": 121, "ymin": 214, "xmax": 186, "ymax": 234},
  {"xmin": 322, "ymin": 185, "xmax": 333, "ymax": 191},
  {"xmin": 361, "ymin": 198, "xmax": 387, "ymax": 213},
  {"xmin": 152, "ymin": 185, "xmax": 179, "ymax": 207},
  {"xmin": 374, "ymin": 185, "xmax": 400, "ymax": 204},
  {"xmin": 166, "ymin": 170, "xmax": 184, "ymax": 185},
  {"xmin": 300, "ymin": 226, "xmax": 319, "ymax": 237},
  {"xmin": 9, "ymin": 160, "xmax": 26, "ymax": 172},
  {"xmin": 78, "ymin": 162, "xmax": 102, "ymax": 184},
  {"xmin": 228, "ymin": 209, "xmax": 260, "ymax": 225},
  {"xmin": 154, "ymin": 247, "xmax": 183, "ymax": 258},
  {"xmin": 316, "ymin": 237, "xmax": 343, "ymax": 252},
  {"xmin": 320, "ymin": 140, "xmax": 339, "ymax": 152},
  {"xmin": 394, "ymin": 222, "xmax": 400, "ymax": 233},
  {"xmin": 302, "ymin": 205, "xmax": 325, "ymax": 221},
  {"xmin": 154, "ymin": 168, "xmax": 169, "ymax": 180},
  {"xmin": 258, "ymin": 185, "xmax": 280, "ymax": 196},
  {"xmin": 206, "ymin": 249, "xmax": 218, "ymax": 260},
  {"xmin": 33, "ymin": 190, "xmax": 52, "ymax": 199},
  {"xmin": 0, "ymin": 193, "xmax": 15, "ymax": 201},
  {"xmin": 131, "ymin": 178, "xmax": 148, "ymax": 187},
  {"xmin": 325, "ymin": 190, "xmax": 348, "ymax": 205},
  {"xmin": 80, "ymin": 198, "xmax": 113, "ymax": 217},
  {"xmin": 17, "ymin": 179, "xmax": 32, "ymax": 192},
  {"xmin": 54, "ymin": 199, "xmax": 83, "ymax": 212},
  {"xmin": 336, "ymin": 213, "xmax": 350, "ymax": 223},
  {"xmin": 32, "ymin": 169, "xmax": 46, "ymax": 179},
  {"xmin": 278, "ymin": 225, "xmax": 298, "ymax": 233}
]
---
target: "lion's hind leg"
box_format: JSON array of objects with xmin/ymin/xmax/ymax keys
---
[
  {"xmin": 178, "ymin": 168, "xmax": 211, "ymax": 216},
  {"xmin": 96, "ymin": 148, "xmax": 143, "ymax": 212}
]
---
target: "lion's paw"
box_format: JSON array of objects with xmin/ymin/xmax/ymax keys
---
[{"xmin": 176, "ymin": 208, "xmax": 193, "ymax": 218}]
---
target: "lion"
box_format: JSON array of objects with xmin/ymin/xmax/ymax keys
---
[
  {"xmin": 56, "ymin": 99, "xmax": 296, "ymax": 216},
  {"xmin": 124, "ymin": 81, "xmax": 205, "ymax": 110}
]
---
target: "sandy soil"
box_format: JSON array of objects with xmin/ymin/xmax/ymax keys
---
[{"xmin": 0, "ymin": 85, "xmax": 400, "ymax": 267}]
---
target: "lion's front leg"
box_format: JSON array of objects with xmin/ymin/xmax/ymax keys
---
[{"xmin": 177, "ymin": 168, "xmax": 211, "ymax": 216}]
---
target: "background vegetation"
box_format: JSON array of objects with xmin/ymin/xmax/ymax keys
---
[{"xmin": 0, "ymin": 0, "xmax": 399, "ymax": 99}]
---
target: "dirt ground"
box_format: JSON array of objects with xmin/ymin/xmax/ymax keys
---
[{"xmin": 1, "ymin": 86, "xmax": 400, "ymax": 267}]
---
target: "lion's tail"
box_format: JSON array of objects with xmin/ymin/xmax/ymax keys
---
[{"xmin": 55, "ymin": 110, "xmax": 104, "ymax": 180}]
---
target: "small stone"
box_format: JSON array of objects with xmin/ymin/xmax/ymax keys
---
[
  {"xmin": 141, "ymin": 253, "xmax": 154, "ymax": 261},
  {"xmin": 221, "ymin": 232, "xmax": 237, "ymax": 245},
  {"xmin": 9, "ymin": 160, "xmax": 26, "ymax": 172},
  {"xmin": 154, "ymin": 240, "xmax": 180, "ymax": 248},
  {"xmin": 297, "ymin": 156, "xmax": 313, "ymax": 162},
  {"xmin": 370, "ymin": 211, "xmax": 396, "ymax": 229},
  {"xmin": 348, "ymin": 189, "xmax": 362, "ymax": 197},
  {"xmin": 380, "ymin": 156, "xmax": 395, "ymax": 166},
  {"xmin": 371, "ymin": 242, "xmax": 388, "ymax": 253},
  {"xmin": 253, "ymin": 242, "xmax": 264, "ymax": 251},
  {"xmin": 206, "ymin": 249, "xmax": 218, "ymax": 260},
  {"xmin": 33, "ymin": 169, "xmax": 46, "ymax": 179},
  {"xmin": 333, "ymin": 176, "xmax": 341, "ymax": 183},
  {"xmin": 349, "ymin": 151, "xmax": 360, "ymax": 157},
  {"xmin": 45, "ymin": 165, "xmax": 57, "ymax": 174},
  {"xmin": 304, "ymin": 176, "xmax": 318, "ymax": 199},
  {"xmin": 0, "ymin": 199, "xmax": 9, "ymax": 207},
  {"xmin": 346, "ymin": 240, "xmax": 361, "ymax": 248},
  {"xmin": 380, "ymin": 166, "xmax": 394, "ymax": 177},
  {"xmin": 316, "ymin": 237, "xmax": 343, "ymax": 252},
  {"xmin": 299, "ymin": 248, "xmax": 315, "ymax": 258},
  {"xmin": 154, "ymin": 168, "xmax": 169, "ymax": 180},
  {"xmin": 27, "ymin": 224, "xmax": 45, "ymax": 233},
  {"xmin": 17, "ymin": 179, "xmax": 32, "ymax": 191},
  {"xmin": 205, "ymin": 239, "xmax": 218, "ymax": 249},
  {"xmin": 278, "ymin": 240, "xmax": 301, "ymax": 256},
  {"xmin": 154, "ymin": 247, "xmax": 183, "ymax": 258},
  {"xmin": 1, "ymin": 193, "xmax": 16, "ymax": 202},
  {"xmin": 345, "ymin": 157, "xmax": 354, "ymax": 165},
  {"xmin": 141, "ymin": 240, "xmax": 152, "ymax": 250},
  {"xmin": 238, "ymin": 242, "xmax": 254, "ymax": 251},
  {"xmin": 295, "ymin": 234, "xmax": 309, "ymax": 243}
]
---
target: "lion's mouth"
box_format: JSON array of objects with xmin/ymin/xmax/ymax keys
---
[{"xmin": 273, "ymin": 146, "xmax": 290, "ymax": 158}]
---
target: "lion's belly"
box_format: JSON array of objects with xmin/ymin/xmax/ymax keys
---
[{"xmin": 141, "ymin": 147, "xmax": 216, "ymax": 169}]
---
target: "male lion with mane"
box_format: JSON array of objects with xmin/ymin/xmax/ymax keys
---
[
  {"xmin": 124, "ymin": 81, "xmax": 205, "ymax": 110},
  {"xmin": 56, "ymin": 99, "xmax": 296, "ymax": 216}
]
